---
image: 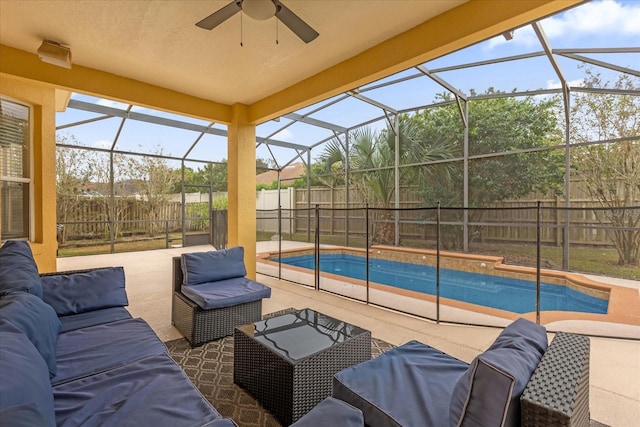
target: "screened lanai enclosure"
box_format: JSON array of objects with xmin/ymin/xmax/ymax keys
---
[{"xmin": 51, "ymin": 2, "xmax": 638, "ymax": 336}]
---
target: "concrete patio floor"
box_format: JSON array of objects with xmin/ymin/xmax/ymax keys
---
[{"xmin": 57, "ymin": 245, "xmax": 640, "ymax": 427}]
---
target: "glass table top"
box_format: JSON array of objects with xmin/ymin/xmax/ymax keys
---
[{"xmin": 236, "ymin": 308, "xmax": 369, "ymax": 362}]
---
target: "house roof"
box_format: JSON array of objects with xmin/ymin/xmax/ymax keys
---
[{"xmin": 256, "ymin": 162, "xmax": 305, "ymax": 185}]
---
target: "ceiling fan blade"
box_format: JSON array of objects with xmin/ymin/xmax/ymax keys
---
[
  {"xmin": 274, "ymin": 0, "xmax": 319, "ymax": 43},
  {"xmin": 196, "ymin": 1, "xmax": 242, "ymax": 30}
]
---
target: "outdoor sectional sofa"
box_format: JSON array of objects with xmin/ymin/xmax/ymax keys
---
[
  {"xmin": 0, "ymin": 240, "xmax": 237, "ymax": 427},
  {"xmin": 294, "ymin": 318, "xmax": 591, "ymax": 427}
]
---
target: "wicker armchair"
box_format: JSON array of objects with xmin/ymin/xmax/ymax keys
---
[{"xmin": 171, "ymin": 256, "xmax": 264, "ymax": 347}]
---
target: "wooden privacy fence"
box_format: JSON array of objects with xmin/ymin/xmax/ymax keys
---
[
  {"xmin": 283, "ymin": 185, "xmax": 639, "ymax": 247},
  {"xmin": 57, "ymin": 185, "xmax": 637, "ymax": 248},
  {"xmin": 277, "ymin": 204, "xmax": 631, "ymax": 248},
  {"xmin": 57, "ymin": 198, "xmax": 208, "ymax": 239}
]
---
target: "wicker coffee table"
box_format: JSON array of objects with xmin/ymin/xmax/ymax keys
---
[{"xmin": 233, "ymin": 308, "xmax": 371, "ymax": 425}]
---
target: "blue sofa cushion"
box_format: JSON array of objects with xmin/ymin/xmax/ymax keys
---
[
  {"xmin": 58, "ymin": 307, "xmax": 132, "ymax": 333},
  {"xmin": 41, "ymin": 267, "xmax": 128, "ymax": 316},
  {"xmin": 450, "ymin": 318, "xmax": 548, "ymax": 427},
  {"xmin": 0, "ymin": 404, "xmax": 52, "ymax": 427},
  {"xmin": 0, "ymin": 240, "xmax": 43, "ymax": 298},
  {"xmin": 0, "ymin": 292, "xmax": 61, "ymax": 377},
  {"xmin": 181, "ymin": 247, "xmax": 247, "ymax": 286},
  {"xmin": 53, "ymin": 354, "xmax": 223, "ymax": 427},
  {"xmin": 487, "ymin": 317, "xmax": 548, "ymax": 354},
  {"xmin": 181, "ymin": 277, "xmax": 271, "ymax": 310},
  {"xmin": 291, "ymin": 397, "xmax": 364, "ymax": 427},
  {"xmin": 52, "ymin": 318, "xmax": 166, "ymax": 386},
  {"xmin": 0, "ymin": 323, "xmax": 55, "ymax": 427},
  {"xmin": 334, "ymin": 340, "xmax": 468, "ymax": 427}
]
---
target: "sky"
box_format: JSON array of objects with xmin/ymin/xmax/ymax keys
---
[{"xmin": 56, "ymin": 0, "xmax": 640, "ymax": 170}]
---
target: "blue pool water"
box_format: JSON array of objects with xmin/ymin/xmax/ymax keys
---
[{"xmin": 277, "ymin": 253, "xmax": 608, "ymax": 314}]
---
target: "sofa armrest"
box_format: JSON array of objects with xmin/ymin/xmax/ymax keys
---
[{"xmin": 521, "ymin": 332, "xmax": 590, "ymax": 427}]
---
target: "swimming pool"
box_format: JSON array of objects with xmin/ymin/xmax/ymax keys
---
[{"xmin": 276, "ymin": 253, "xmax": 609, "ymax": 314}]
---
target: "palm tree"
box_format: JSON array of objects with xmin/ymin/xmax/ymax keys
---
[{"xmin": 318, "ymin": 115, "xmax": 455, "ymax": 244}]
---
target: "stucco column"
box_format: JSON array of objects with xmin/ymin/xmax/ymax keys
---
[
  {"xmin": 227, "ymin": 103, "xmax": 257, "ymax": 279},
  {"xmin": 0, "ymin": 75, "xmax": 57, "ymax": 272}
]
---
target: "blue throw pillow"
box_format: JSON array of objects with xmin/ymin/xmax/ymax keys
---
[
  {"xmin": 449, "ymin": 318, "xmax": 547, "ymax": 427},
  {"xmin": 0, "ymin": 323, "xmax": 56, "ymax": 427},
  {"xmin": 0, "ymin": 240, "xmax": 43, "ymax": 299},
  {"xmin": 0, "ymin": 293, "xmax": 62, "ymax": 377},
  {"xmin": 181, "ymin": 247, "xmax": 247, "ymax": 286},
  {"xmin": 41, "ymin": 267, "xmax": 128, "ymax": 316},
  {"xmin": 449, "ymin": 355, "xmax": 514, "ymax": 427}
]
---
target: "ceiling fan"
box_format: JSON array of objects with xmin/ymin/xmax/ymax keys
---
[{"xmin": 196, "ymin": 0, "xmax": 319, "ymax": 43}]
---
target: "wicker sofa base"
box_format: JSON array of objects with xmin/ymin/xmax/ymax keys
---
[{"xmin": 172, "ymin": 292, "xmax": 262, "ymax": 347}]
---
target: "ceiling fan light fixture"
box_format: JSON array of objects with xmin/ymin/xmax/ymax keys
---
[{"xmin": 242, "ymin": 0, "xmax": 276, "ymax": 20}]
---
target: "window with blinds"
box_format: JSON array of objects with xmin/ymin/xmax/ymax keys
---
[{"xmin": 1, "ymin": 97, "xmax": 31, "ymax": 240}]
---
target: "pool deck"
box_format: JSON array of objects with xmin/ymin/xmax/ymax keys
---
[
  {"xmin": 56, "ymin": 243, "xmax": 640, "ymax": 427},
  {"xmin": 257, "ymin": 244, "xmax": 640, "ymax": 339}
]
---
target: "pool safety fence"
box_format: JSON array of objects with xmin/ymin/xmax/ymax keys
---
[{"xmin": 256, "ymin": 204, "xmax": 640, "ymax": 339}]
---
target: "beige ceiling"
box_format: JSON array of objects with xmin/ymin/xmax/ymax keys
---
[{"xmin": 0, "ymin": 0, "xmax": 466, "ymax": 107}]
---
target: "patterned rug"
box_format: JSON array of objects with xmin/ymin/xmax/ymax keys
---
[{"xmin": 166, "ymin": 308, "xmax": 394, "ymax": 427}]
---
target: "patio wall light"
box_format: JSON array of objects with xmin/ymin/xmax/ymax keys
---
[{"xmin": 37, "ymin": 40, "xmax": 72, "ymax": 69}]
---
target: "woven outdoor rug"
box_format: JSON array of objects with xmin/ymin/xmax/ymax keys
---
[{"xmin": 166, "ymin": 308, "xmax": 394, "ymax": 427}]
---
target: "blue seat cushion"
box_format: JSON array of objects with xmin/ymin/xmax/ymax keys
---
[
  {"xmin": 291, "ymin": 397, "xmax": 364, "ymax": 427},
  {"xmin": 58, "ymin": 307, "xmax": 132, "ymax": 333},
  {"xmin": 52, "ymin": 318, "xmax": 166, "ymax": 386},
  {"xmin": 334, "ymin": 340, "xmax": 468, "ymax": 427},
  {"xmin": 41, "ymin": 267, "xmax": 128, "ymax": 316},
  {"xmin": 0, "ymin": 323, "xmax": 55, "ymax": 427},
  {"xmin": 0, "ymin": 240, "xmax": 43, "ymax": 298},
  {"xmin": 53, "ymin": 354, "xmax": 223, "ymax": 427},
  {"xmin": 0, "ymin": 403, "xmax": 52, "ymax": 427},
  {"xmin": 181, "ymin": 246, "xmax": 247, "ymax": 285},
  {"xmin": 450, "ymin": 318, "xmax": 548, "ymax": 427},
  {"xmin": 181, "ymin": 277, "xmax": 271, "ymax": 310},
  {"xmin": 0, "ymin": 292, "xmax": 62, "ymax": 377}
]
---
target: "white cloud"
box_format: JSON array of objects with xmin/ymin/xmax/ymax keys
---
[
  {"xmin": 96, "ymin": 99, "xmax": 129, "ymax": 109},
  {"xmin": 96, "ymin": 99, "xmax": 150, "ymax": 113},
  {"xmin": 546, "ymin": 78, "xmax": 585, "ymax": 89},
  {"xmin": 273, "ymin": 128, "xmax": 294, "ymax": 141},
  {"xmin": 486, "ymin": 1, "xmax": 640, "ymax": 49},
  {"xmin": 93, "ymin": 139, "xmax": 112, "ymax": 149},
  {"xmin": 486, "ymin": 26, "xmax": 538, "ymax": 49},
  {"xmin": 543, "ymin": 0, "xmax": 640, "ymax": 37},
  {"xmin": 130, "ymin": 105, "xmax": 151, "ymax": 113}
]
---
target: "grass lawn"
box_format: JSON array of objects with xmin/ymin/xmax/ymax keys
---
[{"xmin": 467, "ymin": 243, "xmax": 639, "ymax": 281}]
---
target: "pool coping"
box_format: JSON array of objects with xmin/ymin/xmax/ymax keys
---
[{"xmin": 257, "ymin": 245, "xmax": 640, "ymax": 338}]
